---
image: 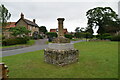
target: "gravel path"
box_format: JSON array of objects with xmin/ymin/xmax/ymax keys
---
[{"xmin": 1, "ymin": 39, "xmax": 85, "ymax": 57}]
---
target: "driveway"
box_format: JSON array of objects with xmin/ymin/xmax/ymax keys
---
[{"xmin": 1, "ymin": 39, "xmax": 85, "ymax": 57}]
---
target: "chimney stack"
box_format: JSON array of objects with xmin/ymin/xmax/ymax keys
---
[
  {"xmin": 33, "ymin": 19, "xmax": 35, "ymax": 23},
  {"xmin": 21, "ymin": 13, "xmax": 24, "ymax": 19}
]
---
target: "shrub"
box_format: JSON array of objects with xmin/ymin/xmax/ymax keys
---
[
  {"xmin": 111, "ymin": 35, "xmax": 120, "ymax": 41},
  {"xmin": 23, "ymin": 36, "xmax": 30, "ymax": 41},
  {"xmin": 46, "ymin": 32, "xmax": 58, "ymax": 38},
  {"xmin": 38, "ymin": 35, "xmax": 43, "ymax": 39},
  {"xmin": 84, "ymin": 32, "xmax": 93, "ymax": 39},
  {"xmin": 2, "ymin": 37, "xmax": 28, "ymax": 46},
  {"xmin": 74, "ymin": 32, "xmax": 85, "ymax": 38},
  {"xmin": 2, "ymin": 36, "xmax": 5, "ymax": 40},
  {"xmin": 64, "ymin": 34, "xmax": 73, "ymax": 39},
  {"xmin": 96, "ymin": 33, "xmax": 111, "ymax": 40}
]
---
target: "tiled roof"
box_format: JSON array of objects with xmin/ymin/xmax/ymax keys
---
[
  {"xmin": 5, "ymin": 22, "xmax": 16, "ymax": 28},
  {"xmin": 50, "ymin": 29, "xmax": 57, "ymax": 32},
  {"xmin": 24, "ymin": 19, "xmax": 39, "ymax": 27}
]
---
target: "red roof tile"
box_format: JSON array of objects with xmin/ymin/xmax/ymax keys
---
[{"xmin": 5, "ymin": 22, "xmax": 16, "ymax": 28}]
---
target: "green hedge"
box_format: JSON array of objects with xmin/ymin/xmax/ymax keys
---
[
  {"xmin": 96, "ymin": 33, "xmax": 112, "ymax": 40},
  {"xmin": 111, "ymin": 35, "xmax": 120, "ymax": 41},
  {"xmin": 46, "ymin": 32, "xmax": 58, "ymax": 38},
  {"xmin": 2, "ymin": 37, "xmax": 28, "ymax": 46},
  {"xmin": 64, "ymin": 34, "xmax": 73, "ymax": 39}
]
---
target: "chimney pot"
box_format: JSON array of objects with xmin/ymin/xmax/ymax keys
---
[
  {"xmin": 33, "ymin": 19, "xmax": 35, "ymax": 23},
  {"xmin": 21, "ymin": 13, "xmax": 24, "ymax": 19}
]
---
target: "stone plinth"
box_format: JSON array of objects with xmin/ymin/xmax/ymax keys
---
[
  {"xmin": 52, "ymin": 37, "xmax": 70, "ymax": 43},
  {"xmin": 48, "ymin": 43, "xmax": 74, "ymax": 50},
  {"xmin": 44, "ymin": 49, "xmax": 79, "ymax": 66}
]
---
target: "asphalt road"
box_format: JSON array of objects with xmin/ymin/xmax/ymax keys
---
[
  {"xmin": 1, "ymin": 39, "xmax": 85, "ymax": 57},
  {"xmin": 1, "ymin": 39, "xmax": 48, "ymax": 57}
]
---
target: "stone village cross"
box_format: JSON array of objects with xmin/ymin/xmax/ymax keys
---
[{"xmin": 44, "ymin": 18, "xmax": 79, "ymax": 66}]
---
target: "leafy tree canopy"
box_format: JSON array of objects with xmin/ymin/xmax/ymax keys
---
[
  {"xmin": 0, "ymin": 4, "xmax": 11, "ymax": 28},
  {"xmin": 86, "ymin": 7, "xmax": 119, "ymax": 34},
  {"xmin": 39, "ymin": 26, "xmax": 48, "ymax": 34},
  {"xmin": 9, "ymin": 26, "xmax": 31, "ymax": 37}
]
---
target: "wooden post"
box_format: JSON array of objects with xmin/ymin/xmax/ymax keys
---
[{"xmin": 0, "ymin": 63, "xmax": 9, "ymax": 80}]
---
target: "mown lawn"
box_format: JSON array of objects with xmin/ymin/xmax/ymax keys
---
[{"xmin": 2, "ymin": 41, "xmax": 118, "ymax": 78}]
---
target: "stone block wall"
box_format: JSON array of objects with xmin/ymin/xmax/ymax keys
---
[{"xmin": 44, "ymin": 49, "xmax": 79, "ymax": 66}]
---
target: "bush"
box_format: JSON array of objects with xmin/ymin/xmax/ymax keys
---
[
  {"xmin": 96, "ymin": 33, "xmax": 111, "ymax": 40},
  {"xmin": 111, "ymin": 35, "xmax": 120, "ymax": 41},
  {"xmin": 2, "ymin": 36, "xmax": 5, "ymax": 40},
  {"xmin": 74, "ymin": 32, "xmax": 85, "ymax": 38},
  {"xmin": 84, "ymin": 32, "xmax": 93, "ymax": 39},
  {"xmin": 23, "ymin": 36, "xmax": 30, "ymax": 41},
  {"xmin": 2, "ymin": 37, "xmax": 28, "ymax": 46},
  {"xmin": 64, "ymin": 34, "xmax": 73, "ymax": 39},
  {"xmin": 46, "ymin": 32, "xmax": 58, "ymax": 38},
  {"xmin": 38, "ymin": 35, "xmax": 43, "ymax": 39}
]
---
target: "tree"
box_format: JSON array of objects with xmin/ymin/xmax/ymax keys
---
[
  {"xmin": 75, "ymin": 27, "xmax": 80, "ymax": 33},
  {"xmin": 86, "ymin": 7, "xmax": 119, "ymax": 34},
  {"xmin": 0, "ymin": 4, "xmax": 11, "ymax": 30},
  {"xmin": 9, "ymin": 26, "xmax": 31, "ymax": 37},
  {"xmin": 39, "ymin": 26, "xmax": 48, "ymax": 34}
]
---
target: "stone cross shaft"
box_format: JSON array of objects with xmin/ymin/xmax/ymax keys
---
[{"xmin": 57, "ymin": 18, "xmax": 65, "ymax": 37}]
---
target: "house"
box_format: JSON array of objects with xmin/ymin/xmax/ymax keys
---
[
  {"xmin": 3, "ymin": 13, "xmax": 40, "ymax": 38},
  {"xmin": 3, "ymin": 22, "xmax": 16, "ymax": 38},
  {"xmin": 50, "ymin": 28, "xmax": 68, "ymax": 34},
  {"xmin": 15, "ymin": 13, "xmax": 39, "ymax": 36}
]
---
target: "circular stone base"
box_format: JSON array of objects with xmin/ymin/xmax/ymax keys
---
[
  {"xmin": 44, "ymin": 49, "xmax": 79, "ymax": 66},
  {"xmin": 48, "ymin": 43, "xmax": 74, "ymax": 50}
]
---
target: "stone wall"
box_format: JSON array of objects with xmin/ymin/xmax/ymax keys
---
[{"xmin": 44, "ymin": 49, "xmax": 79, "ymax": 66}]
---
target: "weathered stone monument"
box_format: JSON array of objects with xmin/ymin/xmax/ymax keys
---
[{"xmin": 44, "ymin": 18, "xmax": 79, "ymax": 66}]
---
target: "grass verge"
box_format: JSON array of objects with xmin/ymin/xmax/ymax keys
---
[{"xmin": 2, "ymin": 41, "xmax": 118, "ymax": 78}]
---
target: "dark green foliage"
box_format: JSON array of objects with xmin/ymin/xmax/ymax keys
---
[
  {"xmin": 96, "ymin": 33, "xmax": 112, "ymax": 40},
  {"xmin": 84, "ymin": 32, "xmax": 93, "ymax": 39},
  {"xmin": 74, "ymin": 32, "xmax": 93, "ymax": 39},
  {"xmin": 0, "ymin": 4, "xmax": 11, "ymax": 28},
  {"xmin": 64, "ymin": 34, "xmax": 73, "ymax": 39},
  {"xmin": 86, "ymin": 7, "xmax": 119, "ymax": 34},
  {"xmin": 74, "ymin": 32, "xmax": 84, "ymax": 38},
  {"xmin": 38, "ymin": 35, "xmax": 43, "ymax": 39},
  {"xmin": 111, "ymin": 35, "xmax": 120, "ymax": 41},
  {"xmin": 46, "ymin": 32, "xmax": 58, "ymax": 38},
  {"xmin": 23, "ymin": 36, "xmax": 30, "ymax": 41},
  {"xmin": 39, "ymin": 26, "xmax": 48, "ymax": 34},
  {"xmin": 2, "ymin": 36, "xmax": 5, "ymax": 40},
  {"xmin": 9, "ymin": 26, "xmax": 31, "ymax": 37},
  {"xmin": 2, "ymin": 37, "xmax": 28, "ymax": 46}
]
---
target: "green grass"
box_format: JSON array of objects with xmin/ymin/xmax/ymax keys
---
[
  {"xmin": 2, "ymin": 41, "xmax": 118, "ymax": 78},
  {"xmin": 1, "ymin": 40, "xmax": 35, "ymax": 48}
]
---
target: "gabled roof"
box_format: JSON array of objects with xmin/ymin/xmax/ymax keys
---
[
  {"xmin": 50, "ymin": 29, "xmax": 57, "ymax": 32},
  {"xmin": 24, "ymin": 19, "xmax": 39, "ymax": 27},
  {"xmin": 15, "ymin": 18, "xmax": 39, "ymax": 27}
]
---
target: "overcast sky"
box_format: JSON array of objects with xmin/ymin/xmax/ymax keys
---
[{"xmin": 1, "ymin": 0, "xmax": 120, "ymax": 33}]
